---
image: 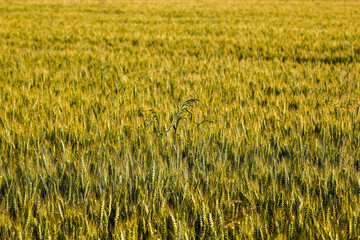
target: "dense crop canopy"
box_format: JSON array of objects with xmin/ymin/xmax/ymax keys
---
[{"xmin": 0, "ymin": 0, "xmax": 359, "ymax": 239}]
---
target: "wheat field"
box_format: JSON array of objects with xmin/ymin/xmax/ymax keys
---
[{"xmin": 0, "ymin": 0, "xmax": 360, "ymax": 239}]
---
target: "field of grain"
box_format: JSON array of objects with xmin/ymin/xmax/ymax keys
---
[{"xmin": 0, "ymin": 0, "xmax": 360, "ymax": 239}]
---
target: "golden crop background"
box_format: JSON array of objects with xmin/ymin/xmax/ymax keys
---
[{"xmin": 0, "ymin": 0, "xmax": 360, "ymax": 239}]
